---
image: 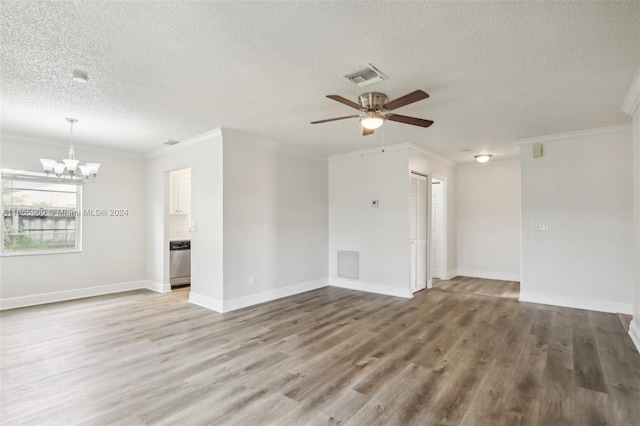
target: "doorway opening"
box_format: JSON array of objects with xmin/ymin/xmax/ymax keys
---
[{"xmin": 167, "ymin": 168, "xmax": 192, "ymax": 295}]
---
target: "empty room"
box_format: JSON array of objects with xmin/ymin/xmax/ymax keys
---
[{"xmin": 1, "ymin": 1, "xmax": 640, "ymax": 425}]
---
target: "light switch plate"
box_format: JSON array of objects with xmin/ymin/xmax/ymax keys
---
[{"xmin": 535, "ymin": 223, "xmax": 549, "ymax": 231}]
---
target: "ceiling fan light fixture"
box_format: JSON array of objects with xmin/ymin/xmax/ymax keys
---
[
  {"xmin": 474, "ymin": 153, "xmax": 492, "ymax": 163},
  {"xmin": 360, "ymin": 111, "xmax": 384, "ymax": 130}
]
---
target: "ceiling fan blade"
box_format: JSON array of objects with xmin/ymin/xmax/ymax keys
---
[
  {"xmin": 310, "ymin": 115, "xmax": 359, "ymax": 124},
  {"xmin": 326, "ymin": 95, "xmax": 363, "ymax": 110},
  {"xmin": 363, "ymin": 128, "xmax": 374, "ymax": 136},
  {"xmin": 383, "ymin": 90, "xmax": 430, "ymax": 111},
  {"xmin": 386, "ymin": 114, "xmax": 434, "ymax": 128}
]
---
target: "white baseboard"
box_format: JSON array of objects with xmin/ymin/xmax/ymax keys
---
[
  {"xmin": 456, "ymin": 268, "xmax": 520, "ymax": 282},
  {"xmin": 629, "ymin": 320, "xmax": 640, "ymax": 354},
  {"xmin": 427, "ymin": 279, "xmax": 433, "ymax": 289},
  {"xmin": 330, "ymin": 278, "xmax": 412, "ymax": 299},
  {"xmin": 188, "ymin": 292, "xmax": 223, "ymax": 313},
  {"xmin": 0, "ymin": 280, "xmax": 149, "ymax": 310},
  {"xmin": 145, "ymin": 281, "xmax": 171, "ymax": 293},
  {"xmin": 519, "ymin": 291, "xmax": 634, "ymax": 315},
  {"xmin": 445, "ymin": 269, "xmax": 457, "ymax": 280},
  {"xmin": 222, "ymin": 278, "xmax": 328, "ymax": 313}
]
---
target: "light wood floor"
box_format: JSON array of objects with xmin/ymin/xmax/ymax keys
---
[{"xmin": 1, "ymin": 282, "xmax": 639, "ymax": 425}]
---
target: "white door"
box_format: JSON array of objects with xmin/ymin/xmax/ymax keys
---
[
  {"xmin": 431, "ymin": 179, "xmax": 443, "ymax": 279},
  {"xmin": 410, "ymin": 173, "xmax": 428, "ymax": 293}
]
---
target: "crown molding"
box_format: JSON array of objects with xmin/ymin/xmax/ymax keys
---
[
  {"xmin": 623, "ymin": 66, "xmax": 640, "ymax": 115},
  {"xmin": 0, "ymin": 132, "xmax": 145, "ymax": 160},
  {"xmin": 221, "ymin": 129, "xmax": 327, "ymax": 162},
  {"xmin": 408, "ymin": 143, "xmax": 456, "ymax": 167},
  {"xmin": 144, "ymin": 128, "xmax": 223, "ymax": 160},
  {"xmin": 328, "ymin": 142, "xmax": 411, "ymax": 161},
  {"xmin": 513, "ymin": 124, "xmax": 632, "ymax": 146}
]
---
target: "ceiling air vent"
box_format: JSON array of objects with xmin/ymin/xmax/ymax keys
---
[
  {"xmin": 163, "ymin": 139, "xmax": 179, "ymax": 146},
  {"xmin": 343, "ymin": 64, "xmax": 388, "ymax": 87}
]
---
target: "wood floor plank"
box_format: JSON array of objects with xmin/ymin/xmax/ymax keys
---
[
  {"xmin": 536, "ymin": 309, "xmax": 575, "ymax": 426},
  {"xmin": 2, "ymin": 281, "xmax": 640, "ymax": 425},
  {"xmin": 606, "ymin": 384, "xmax": 640, "ymax": 425},
  {"xmin": 571, "ymin": 309, "xmax": 607, "ymax": 393},
  {"xmin": 433, "ymin": 276, "xmax": 520, "ymax": 300},
  {"xmin": 574, "ymin": 387, "xmax": 615, "ymax": 426},
  {"xmin": 496, "ymin": 309, "xmax": 550, "ymax": 426},
  {"xmin": 346, "ymin": 362, "xmax": 436, "ymax": 426},
  {"xmin": 459, "ymin": 360, "xmax": 513, "ymax": 426},
  {"xmin": 589, "ymin": 310, "xmax": 640, "ymax": 390}
]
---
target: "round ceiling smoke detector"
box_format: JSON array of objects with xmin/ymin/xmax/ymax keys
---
[{"xmin": 72, "ymin": 70, "xmax": 89, "ymax": 83}]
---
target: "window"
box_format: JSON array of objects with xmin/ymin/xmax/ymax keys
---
[{"xmin": 2, "ymin": 172, "xmax": 82, "ymax": 255}]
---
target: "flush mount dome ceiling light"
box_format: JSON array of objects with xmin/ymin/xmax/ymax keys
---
[
  {"xmin": 40, "ymin": 118, "xmax": 101, "ymax": 183},
  {"xmin": 474, "ymin": 153, "xmax": 493, "ymax": 163}
]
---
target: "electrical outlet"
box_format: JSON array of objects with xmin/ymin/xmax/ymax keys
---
[
  {"xmin": 371, "ymin": 200, "xmax": 379, "ymax": 208},
  {"xmin": 249, "ymin": 275, "xmax": 255, "ymax": 286}
]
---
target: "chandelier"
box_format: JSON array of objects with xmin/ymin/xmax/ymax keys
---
[{"xmin": 40, "ymin": 118, "xmax": 100, "ymax": 183}]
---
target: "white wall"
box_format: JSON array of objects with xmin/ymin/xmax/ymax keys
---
[
  {"xmin": 0, "ymin": 137, "xmax": 146, "ymax": 306},
  {"xmin": 221, "ymin": 131, "xmax": 328, "ymax": 307},
  {"xmin": 409, "ymin": 147, "xmax": 458, "ymax": 279},
  {"xmin": 518, "ymin": 126, "xmax": 635, "ymax": 314},
  {"xmin": 329, "ymin": 146, "xmax": 412, "ymax": 298},
  {"xmin": 456, "ymin": 160, "xmax": 521, "ymax": 281},
  {"xmin": 169, "ymin": 215, "xmax": 190, "ymax": 241},
  {"xmin": 145, "ymin": 132, "xmax": 224, "ymax": 303},
  {"xmin": 623, "ymin": 65, "xmax": 640, "ymax": 349}
]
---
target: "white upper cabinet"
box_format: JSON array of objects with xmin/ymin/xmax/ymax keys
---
[{"xmin": 170, "ymin": 169, "xmax": 191, "ymax": 215}]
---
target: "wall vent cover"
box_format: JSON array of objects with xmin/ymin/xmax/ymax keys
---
[
  {"xmin": 337, "ymin": 250, "xmax": 360, "ymax": 280},
  {"xmin": 343, "ymin": 64, "xmax": 388, "ymax": 87}
]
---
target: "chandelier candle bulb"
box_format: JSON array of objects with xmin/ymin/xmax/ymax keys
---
[
  {"xmin": 78, "ymin": 165, "xmax": 90, "ymax": 178},
  {"xmin": 40, "ymin": 159, "xmax": 56, "ymax": 173},
  {"xmin": 53, "ymin": 163, "xmax": 66, "ymax": 176},
  {"xmin": 63, "ymin": 158, "xmax": 79, "ymax": 171},
  {"xmin": 86, "ymin": 163, "xmax": 101, "ymax": 175}
]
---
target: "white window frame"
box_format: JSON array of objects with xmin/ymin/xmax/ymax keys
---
[{"xmin": 1, "ymin": 169, "xmax": 83, "ymax": 257}]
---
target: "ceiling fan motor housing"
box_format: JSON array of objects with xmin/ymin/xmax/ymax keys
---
[{"xmin": 358, "ymin": 92, "xmax": 387, "ymax": 110}]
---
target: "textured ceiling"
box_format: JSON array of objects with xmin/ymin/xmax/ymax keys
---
[{"xmin": 2, "ymin": 1, "xmax": 639, "ymax": 164}]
